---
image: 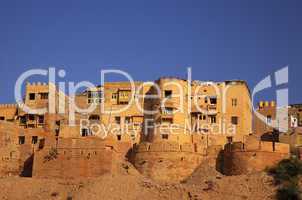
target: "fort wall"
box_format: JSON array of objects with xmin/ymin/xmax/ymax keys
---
[
  {"xmin": 32, "ymin": 137, "xmax": 133, "ymax": 178},
  {"xmin": 223, "ymin": 137, "xmax": 290, "ymax": 175},
  {"xmin": 133, "ymin": 142, "xmax": 222, "ymax": 182}
]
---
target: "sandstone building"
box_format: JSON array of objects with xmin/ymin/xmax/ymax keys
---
[
  {"xmin": 0, "ymin": 78, "xmax": 290, "ymax": 181},
  {"xmin": 253, "ymin": 101, "xmax": 302, "ymax": 153}
]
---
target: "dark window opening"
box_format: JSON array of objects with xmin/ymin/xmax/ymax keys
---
[
  {"xmin": 81, "ymin": 129, "xmax": 89, "ymax": 137},
  {"xmin": 164, "ymin": 90, "xmax": 172, "ymax": 98},
  {"xmin": 19, "ymin": 136, "xmax": 25, "ymax": 145},
  {"xmin": 210, "ymin": 116, "xmax": 216, "ymax": 124},
  {"xmin": 162, "ymin": 118, "xmax": 173, "ymax": 124},
  {"xmin": 56, "ymin": 120, "xmax": 60, "ymax": 126},
  {"xmin": 0, "ymin": 116, "xmax": 5, "ymax": 120},
  {"xmin": 115, "ymin": 116, "xmax": 121, "ymax": 124},
  {"xmin": 118, "ymin": 101, "xmax": 128, "ymax": 105},
  {"xmin": 205, "ymin": 97, "xmax": 208, "ymax": 104},
  {"xmin": 210, "ymin": 97, "xmax": 217, "ymax": 105},
  {"xmin": 40, "ymin": 93, "xmax": 48, "ymax": 100},
  {"xmin": 227, "ymin": 136, "xmax": 233, "ymax": 143},
  {"xmin": 162, "ymin": 134, "xmax": 169, "ymax": 139},
  {"xmin": 88, "ymin": 91, "xmax": 102, "ymax": 104},
  {"xmin": 88, "ymin": 91, "xmax": 92, "ymax": 98},
  {"xmin": 20, "ymin": 116, "xmax": 26, "ymax": 124},
  {"xmin": 112, "ymin": 93, "xmax": 117, "ymax": 99},
  {"xmin": 32, "ymin": 136, "xmax": 38, "ymax": 144},
  {"xmin": 38, "ymin": 116, "xmax": 44, "ymax": 124},
  {"xmin": 89, "ymin": 115, "xmax": 100, "ymax": 120},
  {"xmin": 231, "ymin": 116, "xmax": 238, "ymax": 125},
  {"xmin": 266, "ymin": 115, "xmax": 272, "ymax": 124},
  {"xmin": 29, "ymin": 93, "xmax": 35, "ymax": 100},
  {"xmin": 28, "ymin": 114, "xmax": 35, "ymax": 121},
  {"xmin": 117, "ymin": 135, "xmax": 121, "ymax": 141},
  {"xmin": 125, "ymin": 116, "xmax": 131, "ymax": 124},
  {"xmin": 231, "ymin": 98, "xmax": 237, "ymax": 107},
  {"xmin": 39, "ymin": 138, "xmax": 45, "ymax": 149},
  {"xmin": 163, "ymin": 107, "xmax": 173, "ymax": 115}
]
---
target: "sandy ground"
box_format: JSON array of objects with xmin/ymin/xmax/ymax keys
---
[{"xmin": 0, "ymin": 162, "xmax": 277, "ymax": 200}]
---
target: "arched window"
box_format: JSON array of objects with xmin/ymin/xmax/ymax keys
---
[{"xmin": 89, "ymin": 115, "xmax": 100, "ymax": 121}]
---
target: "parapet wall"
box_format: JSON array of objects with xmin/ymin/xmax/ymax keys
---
[
  {"xmin": 26, "ymin": 82, "xmax": 49, "ymax": 85},
  {"xmin": 133, "ymin": 142, "xmax": 222, "ymax": 182},
  {"xmin": 223, "ymin": 139, "xmax": 290, "ymax": 175},
  {"xmin": 135, "ymin": 142, "xmax": 207, "ymax": 154},
  {"xmin": 33, "ymin": 138, "xmax": 119, "ymax": 178},
  {"xmin": 0, "ymin": 104, "xmax": 17, "ymax": 108}
]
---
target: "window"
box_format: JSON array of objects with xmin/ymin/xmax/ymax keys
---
[
  {"xmin": 56, "ymin": 120, "xmax": 61, "ymax": 126},
  {"xmin": 32, "ymin": 136, "xmax": 38, "ymax": 144},
  {"xmin": 163, "ymin": 107, "xmax": 173, "ymax": 115},
  {"xmin": 39, "ymin": 138, "xmax": 45, "ymax": 149},
  {"xmin": 205, "ymin": 97, "xmax": 208, "ymax": 104},
  {"xmin": 20, "ymin": 116, "xmax": 26, "ymax": 124},
  {"xmin": 210, "ymin": 116, "xmax": 216, "ymax": 124},
  {"xmin": 118, "ymin": 101, "xmax": 128, "ymax": 105},
  {"xmin": 28, "ymin": 114, "xmax": 35, "ymax": 121},
  {"xmin": 29, "ymin": 93, "xmax": 35, "ymax": 100},
  {"xmin": 209, "ymin": 97, "xmax": 217, "ymax": 105},
  {"xmin": 162, "ymin": 134, "xmax": 169, "ymax": 139},
  {"xmin": 117, "ymin": 135, "xmax": 121, "ymax": 141},
  {"xmin": 164, "ymin": 90, "xmax": 172, "ymax": 98},
  {"xmin": 19, "ymin": 136, "xmax": 25, "ymax": 145},
  {"xmin": 38, "ymin": 115, "xmax": 44, "ymax": 124},
  {"xmin": 231, "ymin": 98, "xmax": 237, "ymax": 107},
  {"xmin": 227, "ymin": 136, "xmax": 233, "ymax": 143},
  {"xmin": 40, "ymin": 93, "xmax": 48, "ymax": 100},
  {"xmin": 115, "ymin": 116, "xmax": 121, "ymax": 124},
  {"xmin": 266, "ymin": 115, "xmax": 272, "ymax": 125},
  {"xmin": 231, "ymin": 116, "xmax": 238, "ymax": 125},
  {"xmin": 88, "ymin": 91, "xmax": 92, "ymax": 98},
  {"xmin": 118, "ymin": 90, "xmax": 130, "ymax": 104},
  {"xmin": 203, "ymin": 115, "xmax": 206, "ymax": 120},
  {"xmin": 125, "ymin": 116, "xmax": 131, "ymax": 124},
  {"xmin": 89, "ymin": 115, "xmax": 100, "ymax": 120},
  {"xmin": 162, "ymin": 118, "xmax": 173, "ymax": 124},
  {"xmin": 112, "ymin": 93, "xmax": 117, "ymax": 99},
  {"xmin": 81, "ymin": 129, "xmax": 89, "ymax": 137},
  {"xmin": 0, "ymin": 116, "xmax": 4, "ymax": 120},
  {"xmin": 88, "ymin": 90, "xmax": 102, "ymax": 104}
]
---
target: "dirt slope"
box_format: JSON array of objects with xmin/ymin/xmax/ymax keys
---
[{"xmin": 0, "ymin": 161, "xmax": 277, "ymax": 200}]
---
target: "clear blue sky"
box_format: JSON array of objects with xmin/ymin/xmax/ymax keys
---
[{"xmin": 0, "ymin": 0, "xmax": 301, "ymax": 104}]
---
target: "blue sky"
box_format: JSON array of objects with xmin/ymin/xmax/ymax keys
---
[{"xmin": 0, "ymin": 0, "xmax": 301, "ymax": 104}]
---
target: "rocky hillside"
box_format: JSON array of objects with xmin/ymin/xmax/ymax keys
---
[{"xmin": 0, "ymin": 161, "xmax": 277, "ymax": 200}]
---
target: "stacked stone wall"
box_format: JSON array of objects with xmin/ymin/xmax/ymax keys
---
[
  {"xmin": 223, "ymin": 139, "xmax": 290, "ymax": 175},
  {"xmin": 133, "ymin": 142, "xmax": 222, "ymax": 182}
]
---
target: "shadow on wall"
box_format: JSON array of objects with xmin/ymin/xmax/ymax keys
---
[
  {"xmin": 216, "ymin": 150, "xmax": 224, "ymax": 174},
  {"xmin": 20, "ymin": 154, "xmax": 33, "ymax": 177}
]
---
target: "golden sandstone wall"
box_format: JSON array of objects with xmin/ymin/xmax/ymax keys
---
[
  {"xmin": 133, "ymin": 141, "xmax": 222, "ymax": 182},
  {"xmin": 0, "ymin": 79, "xmax": 291, "ymax": 181},
  {"xmin": 0, "ymin": 121, "xmax": 33, "ymax": 176},
  {"xmin": 32, "ymin": 138, "xmax": 119, "ymax": 178},
  {"xmin": 0, "ymin": 104, "xmax": 17, "ymax": 121},
  {"xmin": 223, "ymin": 136, "xmax": 290, "ymax": 175}
]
